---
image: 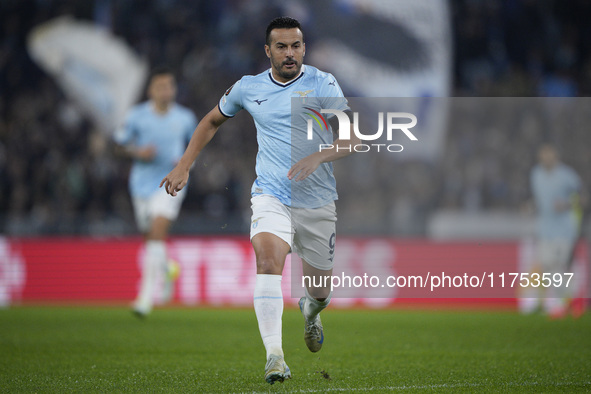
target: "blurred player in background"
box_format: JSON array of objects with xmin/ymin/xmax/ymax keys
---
[
  {"xmin": 529, "ymin": 144, "xmax": 584, "ymax": 318},
  {"xmin": 160, "ymin": 17, "xmax": 356, "ymax": 384},
  {"xmin": 115, "ymin": 67, "xmax": 198, "ymax": 317}
]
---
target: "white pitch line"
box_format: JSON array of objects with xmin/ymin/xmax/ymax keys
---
[
  {"xmin": 294, "ymin": 382, "xmax": 483, "ymax": 392},
  {"xmin": 290, "ymin": 380, "xmax": 591, "ymax": 393},
  {"xmin": 241, "ymin": 380, "xmax": 591, "ymax": 394}
]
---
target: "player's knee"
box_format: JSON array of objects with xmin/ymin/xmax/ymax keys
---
[
  {"xmin": 147, "ymin": 217, "xmax": 171, "ymax": 240},
  {"xmin": 256, "ymin": 257, "xmax": 283, "ymax": 275}
]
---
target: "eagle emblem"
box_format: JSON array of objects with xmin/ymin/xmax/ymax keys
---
[{"xmin": 294, "ymin": 89, "xmax": 314, "ymax": 97}]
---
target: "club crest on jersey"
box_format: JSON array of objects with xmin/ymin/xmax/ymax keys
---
[{"xmin": 294, "ymin": 89, "xmax": 313, "ymax": 97}]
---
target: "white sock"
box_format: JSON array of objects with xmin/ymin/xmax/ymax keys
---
[
  {"xmin": 303, "ymin": 287, "xmax": 331, "ymax": 322},
  {"xmin": 135, "ymin": 240, "xmax": 166, "ymax": 313},
  {"xmin": 253, "ymin": 274, "xmax": 284, "ymax": 359}
]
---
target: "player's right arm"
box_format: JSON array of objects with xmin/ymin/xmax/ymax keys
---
[
  {"xmin": 114, "ymin": 144, "xmax": 157, "ymax": 162},
  {"xmin": 160, "ymin": 106, "xmax": 228, "ymax": 196}
]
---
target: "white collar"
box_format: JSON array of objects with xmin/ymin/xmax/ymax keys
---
[{"xmin": 269, "ymin": 64, "xmax": 306, "ymax": 87}]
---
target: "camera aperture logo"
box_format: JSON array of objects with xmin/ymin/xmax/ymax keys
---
[
  {"xmin": 305, "ymin": 108, "xmax": 418, "ymax": 153},
  {"xmin": 304, "ymin": 107, "xmax": 329, "ymax": 132}
]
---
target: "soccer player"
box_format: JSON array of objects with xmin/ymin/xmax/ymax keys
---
[
  {"xmin": 160, "ymin": 17, "xmax": 356, "ymax": 384},
  {"xmin": 115, "ymin": 67, "xmax": 198, "ymax": 317},
  {"xmin": 530, "ymin": 144, "xmax": 583, "ymax": 318}
]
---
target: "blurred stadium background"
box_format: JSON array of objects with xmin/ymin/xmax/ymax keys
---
[{"xmin": 0, "ymin": 0, "xmax": 590, "ymax": 308}]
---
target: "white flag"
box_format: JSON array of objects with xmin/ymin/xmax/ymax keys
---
[
  {"xmin": 27, "ymin": 16, "xmax": 148, "ymax": 134},
  {"xmin": 307, "ymin": 0, "xmax": 452, "ymax": 159}
]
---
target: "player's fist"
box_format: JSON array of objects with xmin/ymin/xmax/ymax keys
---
[
  {"xmin": 554, "ymin": 199, "xmax": 571, "ymax": 212},
  {"xmin": 134, "ymin": 146, "xmax": 157, "ymax": 162},
  {"xmin": 160, "ymin": 166, "xmax": 189, "ymax": 196},
  {"xmin": 288, "ymin": 152, "xmax": 322, "ymax": 182}
]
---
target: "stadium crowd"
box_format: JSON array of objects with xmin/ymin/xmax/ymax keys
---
[{"xmin": 1, "ymin": 0, "xmax": 590, "ymax": 236}]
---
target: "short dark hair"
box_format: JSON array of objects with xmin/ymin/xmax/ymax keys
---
[
  {"xmin": 265, "ymin": 17, "xmax": 303, "ymax": 46},
  {"xmin": 149, "ymin": 66, "xmax": 174, "ymax": 81}
]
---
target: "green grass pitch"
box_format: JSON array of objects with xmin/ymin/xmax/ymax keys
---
[{"xmin": 1, "ymin": 306, "xmax": 590, "ymax": 392}]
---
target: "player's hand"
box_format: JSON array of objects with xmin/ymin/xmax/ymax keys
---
[
  {"xmin": 160, "ymin": 166, "xmax": 189, "ymax": 196},
  {"xmin": 554, "ymin": 200, "xmax": 571, "ymax": 212},
  {"xmin": 134, "ymin": 146, "xmax": 157, "ymax": 162},
  {"xmin": 288, "ymin": 152, "xmax": 322, "ymax": 182}
]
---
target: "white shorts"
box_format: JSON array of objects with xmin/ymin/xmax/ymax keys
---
[
  {"xmin": 132, "ymin": 187, "xmax": 186, "ymax": 233},
  {"xmin": 250, "ymin": 194, "xmax": 337, "ymax": 270}
]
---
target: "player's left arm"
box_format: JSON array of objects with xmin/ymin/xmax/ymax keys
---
[
  {"xmin": 556, "ymin": 169, "xmax": 585, "ymax": 212},
  {"xmin": 571, "ymin": 170, "xmax": 587, "ymax": 224},
  {"xmin": 289, "ymin": 74, "xmax": 357, "ymax": 182},
  {"xmin": 288, "ymin": 123, "xmax": 359, "ymax": 182}
]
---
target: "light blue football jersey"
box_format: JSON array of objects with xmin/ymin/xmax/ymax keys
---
[
  {"xmin": 115, "ymin": 101, "xmax": 197, "ymax": 198},
  {"xmin": 530, "ymin": 163, "xmax": 581, "ymax": 240},
  {"xmin": 218, "ymin": 65, "xmax": 350, "ymax": 208}
]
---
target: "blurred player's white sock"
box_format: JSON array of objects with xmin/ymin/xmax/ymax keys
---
[
  {"xmin": 134, "ymin": 240, "xmax": 166, "ymax": 314},
  {"xmin": 254, "ymin": 274, "xmax": 284, "ymax": 359},
  {"xmin": 303, "ymin": 287, "xmax": 331, "ymax": 322},
  {"xmin": 518, "ymin": 297, "xmax": 541, "ymax": 314}
]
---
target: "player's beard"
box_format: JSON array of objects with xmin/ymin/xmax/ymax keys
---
[{"xmin": 273, "ymin": 57, "xmax": 301, "ymax": 81}]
